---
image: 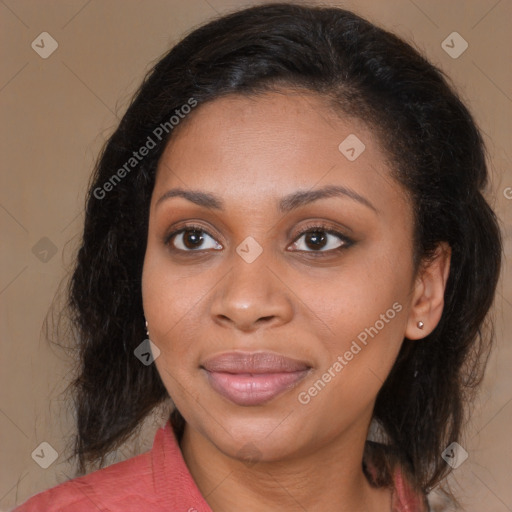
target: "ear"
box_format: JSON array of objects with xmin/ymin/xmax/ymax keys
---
[{"xmin": 405, "ymin": 242, "xmax": 451, "ymax": 340}]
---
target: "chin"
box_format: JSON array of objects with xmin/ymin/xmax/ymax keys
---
[{"xmin": 194, "ymin": 408, "xmax": 311, "ymax": 463}]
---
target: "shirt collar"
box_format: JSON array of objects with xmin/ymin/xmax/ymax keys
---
[{"xmin": 151, "ymin": 419, "xmax": 213, "ymax": 511}]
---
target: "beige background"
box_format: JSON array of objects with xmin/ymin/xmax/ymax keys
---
[{"xmin": 1, "ymin": 0, "xmax": 511, "ymax": 510}]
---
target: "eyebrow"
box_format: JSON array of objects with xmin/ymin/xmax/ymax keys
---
[{"xmin": 156, "ymin": 185, "xmax": 377, "ymax": 213}]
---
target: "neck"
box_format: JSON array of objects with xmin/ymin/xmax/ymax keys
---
[{"xmin": 179, "ymin": 420, "xmax": 391, "ymax": 512}]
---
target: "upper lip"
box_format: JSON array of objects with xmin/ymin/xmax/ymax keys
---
[{"xmin": 201, "ymin": 351, "xmax": 311, "ymax": 374}]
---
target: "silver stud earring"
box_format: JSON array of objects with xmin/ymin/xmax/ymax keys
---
[
  {"xmin": 145, "ymin": 319, "xmax": 150, "ymax": 338},
  {"xmin": 417, "ymin": 321, "xmax": 424, "ymax": 329}
]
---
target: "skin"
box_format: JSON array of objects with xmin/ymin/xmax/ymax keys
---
[{"xmin": 141, "ymin": 90, "xmax": 451, "ymax": 512}]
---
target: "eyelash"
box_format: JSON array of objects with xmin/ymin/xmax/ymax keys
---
[
  {"xmin": 164, "ymin": 222, "xmax": 354, "ymax": 256},
  {"xmin": 292, "ymin": 222, "xmax": 354, "ymax": 254}
]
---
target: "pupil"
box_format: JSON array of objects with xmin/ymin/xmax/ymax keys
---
[
  {"xmin": 306, "ymin": 231, "xmax": 327, "ymax": 250},
  {"xmin": 184, "ymin": 229, "xmax": 203, "ymax": 249}
]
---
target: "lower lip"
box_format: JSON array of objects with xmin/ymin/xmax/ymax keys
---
[{"xmin": 204, "ymin": 369, "xmax": 309, "ymax": 406}]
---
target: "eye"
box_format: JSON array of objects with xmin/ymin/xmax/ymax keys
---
[
  {"xmin": 164, "ymin": 222, "xmax": 353, "ymax": 254},
  {"xmin": 165, "ymin": 225, "xmax": 223, "ymax": 251},
  {"xmin": 289, "ymin": 224, "xmax": 353, "ymax": 253}
]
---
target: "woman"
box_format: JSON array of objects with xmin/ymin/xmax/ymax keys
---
[{"xmin": 14, "ymin": 3, "xmax": 502, "ymax": 511}]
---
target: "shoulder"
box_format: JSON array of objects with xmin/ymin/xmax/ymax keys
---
[
  {"xmin": 13, "ymin": 420, "xmax": 212, "ymax": 512},
  {"xmin": 12, "ymin": 450, "xmax": 160, "ymax": 512}
]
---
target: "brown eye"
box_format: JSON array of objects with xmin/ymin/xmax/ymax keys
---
[
  {"xmin": 167, "ymin": 227, "xmax": 222, "ymax": 251},
  {"xmin": 303, "ymin": 231, "xmax": 329, "ymax": 250},
  {"xmin": 289, "ymin": 226, "xmax": 353, "ymax": 253},
  {"xmin": 182, "ymin": 229, "xmax": 205, "ymax": 249}
]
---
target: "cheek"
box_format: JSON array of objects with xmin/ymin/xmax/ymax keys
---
[
  {"xmin": 142, "ymin": 245, "xmax": 204, "ymax": 323},
  {"xmin": 296, "ymin": 304, "xmax": 406, "ymax": 424},
  {"xmin": 298, "ymin": 250, "xmax": 410, "ymax": 343},
  {"xmin": 294, "ymin": 246, "xmax": 411, "ymax": 398},
  {"xmin": 141, "ymin": 252, "xmax": 203, "ymax": 363},
  {"xmin": 142, "ymin": 261, "xmax": 203, "ymax": 402}
]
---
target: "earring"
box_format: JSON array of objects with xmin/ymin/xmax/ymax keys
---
[
  {"xmin": 145, "ymin": 319, "xmax": 150, "ymax": 338},
  {"xmin": 417, "ymin": 321, "xmax": 424, "ymax": 329}
]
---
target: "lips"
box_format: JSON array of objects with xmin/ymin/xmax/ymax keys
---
[{"xmin": 201, "ymin": 352, "xmax": 311, "ymax": 406}]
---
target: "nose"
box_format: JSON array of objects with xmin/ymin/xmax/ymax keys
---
[{"xmin": 210, "ymin": 252, "xmax": 294, "ymax": 332}]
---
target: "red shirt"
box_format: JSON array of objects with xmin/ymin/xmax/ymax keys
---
[{"xmin": 14, "ymin": 420, "xmax": 428, "ymax": 511}]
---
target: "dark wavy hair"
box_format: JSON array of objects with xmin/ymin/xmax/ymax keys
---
[{"xmin": 62, "ymin": 1, "xmax": 501, "ymax": 499}]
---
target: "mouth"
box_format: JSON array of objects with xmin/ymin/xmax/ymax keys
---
[{"xmin": 201, "ymin": 351, "xmax": 312, "ymax": 406}]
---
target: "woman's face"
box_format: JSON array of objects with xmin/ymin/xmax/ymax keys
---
[{"xmin": 142, "ymin": 90, "xmax": 418, "ymax": 462}]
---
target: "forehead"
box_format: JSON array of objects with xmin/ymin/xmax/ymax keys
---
[{"xmin": 153, "ymin": 91, "xmax": 409, "ymax": 218}]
